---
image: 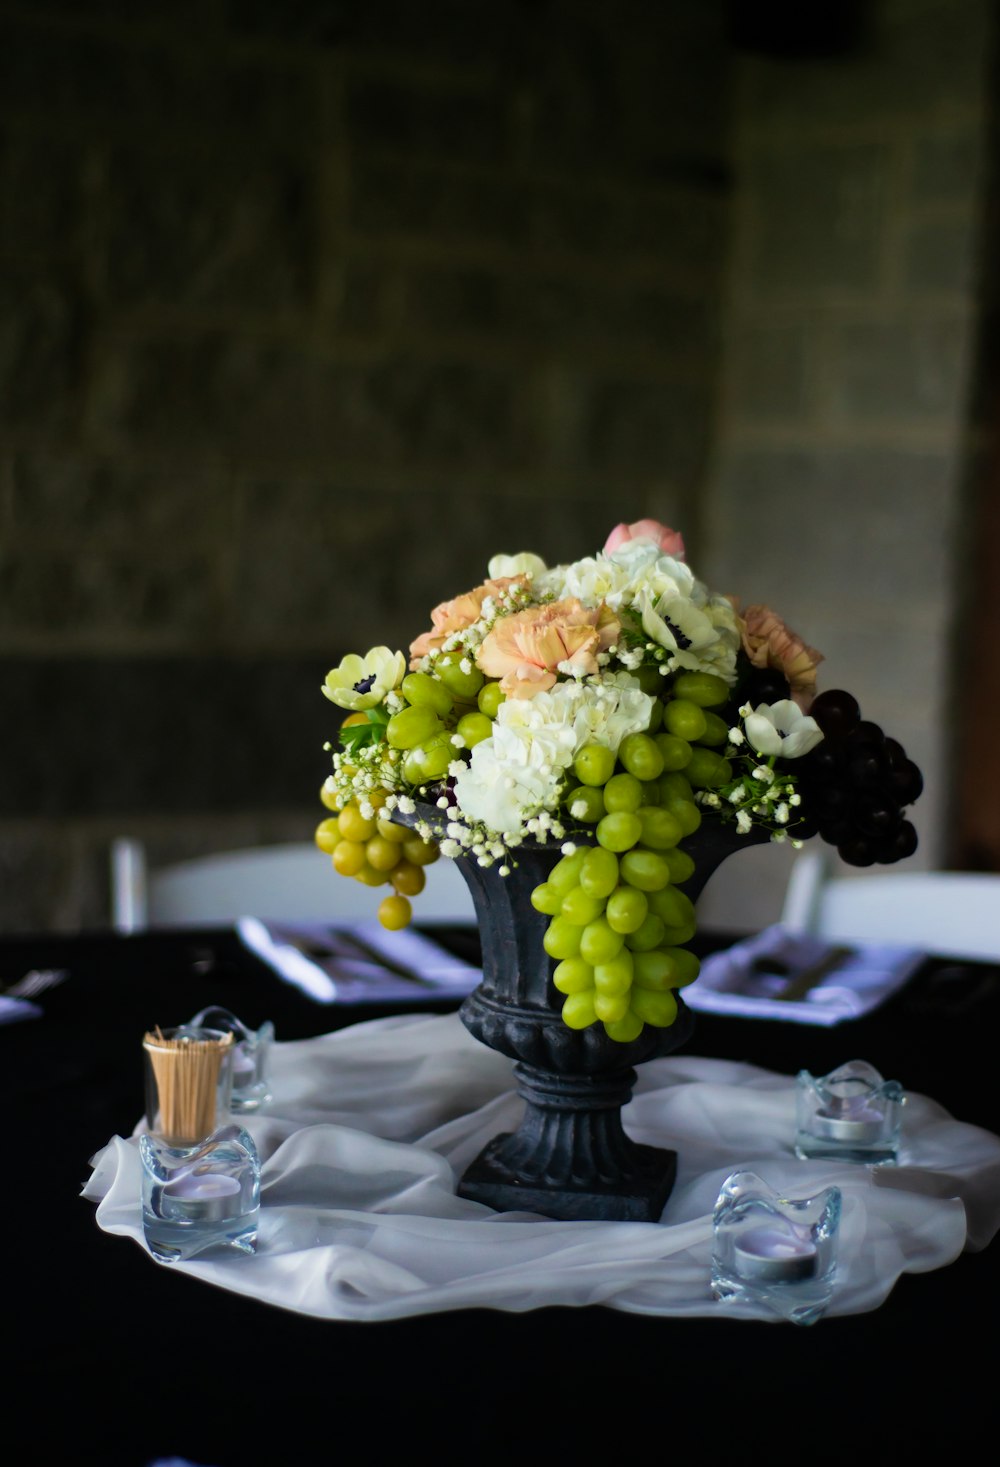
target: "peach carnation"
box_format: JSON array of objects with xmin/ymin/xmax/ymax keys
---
[
  {"xmin": 409, "ymin": 576, "xmax": 527, "ymax": 665},
  {"xmin": 604, "ymin": 519, "xmax": 686, "ymax": 559},
  {"xmin": 738, "ymin": 604, "xmax": 824, "ymax": 710},
  {"xmin": 476, "ymin": 598, "xmax": 620, "ymax": 699}
]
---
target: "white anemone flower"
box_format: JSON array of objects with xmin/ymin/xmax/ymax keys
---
[
  {"xmin": 743, "ymin": 700, "xmax": 824, "ymax": 759},
  {"xmin": 487, "ymin": 551, "xmax": 549, "ymax": 581},
  {"xmin": 322, "ymin": 647, "xmax": 406, "ymax": 710}
]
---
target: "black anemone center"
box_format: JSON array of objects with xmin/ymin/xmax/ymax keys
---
[
  {"xmin": 661, "ymin": 614, "xmax": 692, "ymax": 650},
  {"xmin": 353, "ymin": 674, "xmax": 377, "ymax": 694}
]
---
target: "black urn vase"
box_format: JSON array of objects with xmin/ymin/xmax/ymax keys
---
[{"xmin": 411, "ymin": 805, "xmax": 766, "ymax": 1223}]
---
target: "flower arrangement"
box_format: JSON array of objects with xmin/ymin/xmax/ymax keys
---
[{"xmin": 316, "ymin": 520, "xmax": 923, "ymax": 1044}]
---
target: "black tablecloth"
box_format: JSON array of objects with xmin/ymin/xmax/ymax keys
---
[{"xmin": 2, "ymin": 924, "xmax": 997, "ymax": 1463}]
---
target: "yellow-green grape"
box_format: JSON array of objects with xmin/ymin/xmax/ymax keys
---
[
  {"xmin": 671, "ymin": 671, "xmax": 730, "ymax": 707},
  {"xmin": 543, "ymin": 916, "xmax": 584, "ymax": 960},
  {"xmin": 697, "ymin": 711, "xmax": 731, "ymax": 747},
  {"xmin": 605, "ymin": 885, "xmax": 648, "ymax": 934},
  {"xmin": 315, "ymin": 817, "xmax": 342, "ymax": 854},
  {"xmin": 564, "ymin": 784, "xmax": 605, "ymax": 823},
  {"xmin": 660, "ymin": 793, "xmax": 702, "ymax": 837},
  {"xmin": 685, "ymin": 747, "xmax": 730, "ymax": 788},
  {"xmin": 639, "ymin": 880, "xmax": 692, "ymax": 938},
  {"xmin": 332, "ymin": 838, "xmax": 367, "ymax": 877},
  {"xmin": 660, "ymin": 772, "xmax": 695, "ymax": 801},
  {"xmin": 456, "ymin": 711, "xmax": 493, "ymax": 748},
  {"xmin": 662, "ymin": 698, "xmax": 707, "ymax": 743},
  {"xmin": 477, "ymin": 680, "xmax": 505, "ymax": 718},
  {"xmin": 549, "ymin": 848, "xmax": 589, "ymax": 893},
  {"xmin": 654, "ymin": 732, "xmax": 693, "ymax": 771},
  {"xmin": 593, "ymin": 950, "xmax": 634, "ymax": 995},
  {"xmin": 378, "ymin": 893, "xmax": 412, "ymax": 930},
  {"xmin": 338, "ymin": 802, "xmax": 377, "ymax": 842},
  {"xmin": 401, "ymin": 671, "xmax": 454, "ymax": 717},
  {"xmin": 637, "ymin": 806, "xmax": 682, "ymax": 850},
  {"xmin": 320, "ymin": 779, "xmax": 341, "ymax": 812},
  {"xmin": 579, "ymin": 916, "xmax": 624, "ymax": 965},
  {"xmin": 552, "ymin": 957, "xmax": 596, "ymax": 994},
  {"xmin": 391, "ymin": 860, "xmax": 426, "ymax": 897},
  {"xmin": 573, "ymin": 742, "xmax": 616, "ymax": 787},
  {"xmin": 353, "ymin": 863, "xmax": 391, "ymax": 887},
  {"xmin": 402, "ymin": 834, "xmax": 440, "ymax": 866},
  {"xmin": 531, "ymin": 881, "xmax": 563, "ymax": 915},
  {"xmin": 664, "ymin": 847, "xmax": 696, "ymax": 884},
  {"xmin": 603, "ymin": 1011, "xmax": 644, "ymax": 1043},
  {"xmin": 560, "ymin": 884, "xmax": 607, "ymax": 926},
  {"xmin": 629, "ymin": 987, "xmax": 678, "ymax": 1028},
  {"xmin": 623, "ymin": 912, "xmax": 667, "ymax": 951},
  {"xmin": 562, "ymin": 991, "xmax": 598, "ymax": 1029},
  {"xmin": 593, "ymin": 990, "xmax": 630, "ymax": 1023},
  {"xmin": 596, "ymin": 811, "xmax": 643, "ymax": 852},
  {"xmin": 580, "ymin": 845, "xmax": 620, "ymax": 898},
  {"xmin": 632, "ymin": 949, "xmax": 680, "ymax": 991},
  {"xmin": 435, "ymin": 653, "xmax": 484, "ymax": 699},
  {"xmin": 402, "ymin": 730, "xmax": 455, "ymax": 782},
  {"xmin": 618, "ymin": 731, "xmax": 665, "ymax": 782},
  {"xmin": 603, "ymin": 771, "xmax": 643, "ymax": 814},
  {"xmin": 619, "ymin": 848, "xmax": 671, "ymax": 891},
  {"xmin": 365, "ymin": 835, "xmax": 403, "ymax": 872},
  {"xmin": 663, "ymin": 946, "xmax": 701, "ymax": 987},
  {"xmin": 375, "ymin": 814, "xmax": 409, "ymax": 843},
  {"xmin": 386, "ymin": 703, "xmax": 444, "ymax": 751}
]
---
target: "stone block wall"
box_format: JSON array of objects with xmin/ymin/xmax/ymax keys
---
[
  {"xmin": 697, "ymin": 0, "xmax": 997, "ymax": 931},
  {"xmin": 0, "ymin": 0, "xmax": 734, "ymax": 931}
]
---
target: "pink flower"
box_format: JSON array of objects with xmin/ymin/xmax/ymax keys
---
[
  {"xmin": 477, "ymin": 599, "xmax": 620, "ymax": 699},
  {"xmin": 603, "ymin": 519, "xmax": 685, "ymax": 559},
  {"xmin": 409, "ymin": 576, "xmax": 527, "ymax": 665},
  {"xmin": 738, "ymin": 604, "xmax": 824, "ymax": 710}
]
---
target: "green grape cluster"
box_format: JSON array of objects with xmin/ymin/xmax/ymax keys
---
[{"xmin": 530, "ymin": 670, "xmax": 733, "ymax": 1043}]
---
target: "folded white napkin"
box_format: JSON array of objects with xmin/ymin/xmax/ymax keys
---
[
  {"xmin": 83, "ymin": 1012, "xmax": 1000, "ymax": 1323},
  {"xmin": 236, "ymin": 918, "xmax": 481, "ymax": 1005},
  {"xmin": 0, "ymin": 995, "xmax": 43, "ymax": 1027},
  {"xmin": 687, "ymin": 924, "xmax": 925, "ymax": 1025}
]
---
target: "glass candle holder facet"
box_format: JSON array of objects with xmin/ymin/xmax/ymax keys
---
[
  {"xmin": 140, "ymin": 1123, "xmax": 261, "ymax": 1263},
  {"xmin": 190, "ymin": 1006, "xmax": 273, "ymax": 1113},
  {"xmin": 795, "ymin": 1059, "xmax": 904, "ymax": 1164},
  {"xmin": 712, "ymin": 1170, "xmax": 841, "ymax": 1326}
]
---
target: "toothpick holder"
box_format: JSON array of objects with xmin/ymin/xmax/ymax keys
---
[{"xmin": 143, "ymin": 1025, "xmax": 235, "ymax": 1147}]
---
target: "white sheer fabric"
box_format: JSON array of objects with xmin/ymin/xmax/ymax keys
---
[{"xmin": 83, "ymin": 1012, "xmax": 1000, "ymax": 1322}]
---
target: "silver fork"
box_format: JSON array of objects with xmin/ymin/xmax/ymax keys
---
[{"xmin": 4, "ymin": 968, "xmax": 70, "ymax": 999}]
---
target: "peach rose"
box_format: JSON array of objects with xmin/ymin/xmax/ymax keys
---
[
  {"xmin": 477, "ymin": 598, "xmax": 620, "ymax": 699},
  {"xmin": 738, "ymin": 604, "xmax": 824, "ymax": 710},
  {"xmin": 409, "ymin": 576, "xmax": 527, "ymax": 665},
  {"xmin": 603, "ymin": 519, "xmax": 686, "ymax": 559}
]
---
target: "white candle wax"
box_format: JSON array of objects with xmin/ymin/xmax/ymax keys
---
[
  {"xmin": 811, "ymin": 1098, "xmax": 885, "ymax": 1143},
  {"xmin": 733, "ymin": 1224, "xmax": 817, "ymax": 1282},
  {"xmin": 231, "ymin": 1046, "xmax": 257, "ymax": 1083},
  {"xmin": 162, "ymin": 1170, "xmax": 243, "ymax": 1221}
]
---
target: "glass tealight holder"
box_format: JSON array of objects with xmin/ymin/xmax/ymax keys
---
[
  {"xmin": 190, "ymin": 1006, "xmax": 273, "ymax": 1113},
  {"xmin": 712, "ymin": 1170, "xmax": 841, "ymax": 1326},
  {"xmin": 795, "ymin": 1059, "xmax": 904, "ymax": 1165},
  {"xmin": 143, "ymin": 1026, "xmax": 235, "ymax": 1147},
  {"xmin": 140, "ymin": 1123, "xmax": 261, "ymax": 1263}
]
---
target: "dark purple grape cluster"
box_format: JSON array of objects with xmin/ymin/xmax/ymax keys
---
[{"xmin": 792, "ymin": 689, "xmax": 922, "ymax": 866}]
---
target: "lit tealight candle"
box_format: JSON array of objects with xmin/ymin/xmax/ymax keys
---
[
  {"xmin": 733, "ymin": 1224, "xmax": 817, "ymax": 1283},
  {"xmin": 811, "ymin": 1098, "xmax": 885, "ymax": 1144},
  {"xmin": 162, "ymin": 1169, "xmax": 242, "ymax": 1222}
]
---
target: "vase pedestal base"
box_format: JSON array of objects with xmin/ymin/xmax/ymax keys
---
[{"xmin": 458, "ymin": 1138, "xmax": 677, "ymax": 1222}]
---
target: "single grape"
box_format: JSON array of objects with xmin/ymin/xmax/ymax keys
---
[
  {"xmin": 579, "ymin": 916, "xmax": 625, "ymax": 965},
  {"xmin": 401, "ymin": 671, "xmax": 454, "ymax": 717},
  {"xmin": 697, "ymin": 711, "xmax": 731, "ymax": 747},
  {"xmin": 662, "ymin": 699, "xmax": 707, "ymax": 742},
  {"xmin": 574, "ymin": 743, "xmax": 616, "ymax": 787},
  {"xmin": 332, "ymin": 838, "xmax": 367, "ymax": 877},
  {"xmin": 477, "ymin": 680, "xmax": 505, "ymax": 718},
  {"xmin": 623, "ymin": 912, "xmax": 667, "ymax": 951},
  {"xmin": 402, "ymin": 835, "xmax": 440, "ymax": 866},
  {"xmin": 456, "ymin": 711, "xmax": 494, "ymax": 748},
  {"xmin": 685, "ymin": 747, "xmax": 728, "ymax": 788},
  {"xmin": 386, "ymin": 704, "xmax": 444, "ymax": 751},
  {"xmin": 561, "ymin": 991, "xmax": 598, "ymax": 1030},
  {"xmin": 593, "ymin": 950, "xmax": 634, "ymax": 995},
  {"xmin": 561, "ymin": 884, "xmax": 608, "ymax": 926},
  {"xmin": 647, "ymin": 886, "xmax": 695, "ymax": 930},
  {"xmin": 620, "ymin": 847, "xmax": 671, "ymax": 891},
  {"xmin": 314, "ymin": 818, "xmax": 342, "ymax": 853},
  {"xmin": 660, "ymin": 794, "xmax": 701, "ymax": 836},
  {"xmin": 552, "ymin": 957, "xmax": 596, "ymax": 994},
  {"xmin": 378, "ymin": 894, "xmax": 412, "ymax": 930},
  {"xmin": 543, "ymin": 917, "xmax": 584, "ymax": 960},
  {"xmin": 637, "ymin": 806, "xmax": 682, "ymax": 850},
  {"xmin": 402, "ymin": 730, "xmax": 454, "ymax": 782},
  {"xmin": 579, "ymin": 845, "xmax": 620, "ymax": 898},
  {"xmin": 629, "ymin": 988, "xmax": 678, "ymax": 1027},
  {"xmin": 353, "ymin": 863, "xmax": 391, "ymax": 887},
  {"xmin": 664, "ymin": 847, "xmax": 695, "ymax": 884},
  {"xmin": 603, "ymin": 771, "xmax": 643, "ymax": 814},
  {"xmin": 365, "ymin": 835, "xmax": 403, "ymax": 872},
  {"xmin": 810, "ymin": 689, "xmax": 861, "ymax": 738},
  {"xmin": 549, "ymin": 848, "xmax": 589, "ymax": 892},
  {"xmin": 671, "ymin": 671, "xmax": 731, "ymax": 707},
  {"xmin": 660, "ymin": 771, "xmax": 694, "ymax": 802},
  {"xmin": 596, "ymin": 811, "xmax": 643, "ymax": 852},
  {"xmin": 631, "ymin": 949, "xmax": 679, "ymax": 991},
  {"xmin": 618, "ymin": 732, "xmax": 665, "ymax": 782},
  {"xmin": 375, "ymin": 814, "xmax": 409, "ymax": 843},
  {"xmin": 391, "ymin": 860, "xmax": 426, "ymax": 897},
  {"xmin": 564, "ymin": 785, "xmax": 605, "ymax": 823},
  {"xmin": 435, "ymin": 653, "xmax": 484, "ymax": 699},
  {"xmin": 606, "ymin": 885, "xmax": 649, "ymax": 934},
  {"xmin": 603, "ymin": 1011, "xmax": 644, "ymax": 1043},
  {"xmin": 594, "ymin": 991, "xmax": 630, "ymax": 1023},
  {"xmin": 531, "ymin": 882, "xmax": 564, "ymax": 916},
  {"xmin": 338, "ymin": 804, "xmax": 377, "ymax": 842},
  {"xmin": 653, "ymin": 732, "xmax": 693, "ymax": 771},
  {"xmin": 663, "ymin": 947, "xmax": 700, "ymax": 987}
]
